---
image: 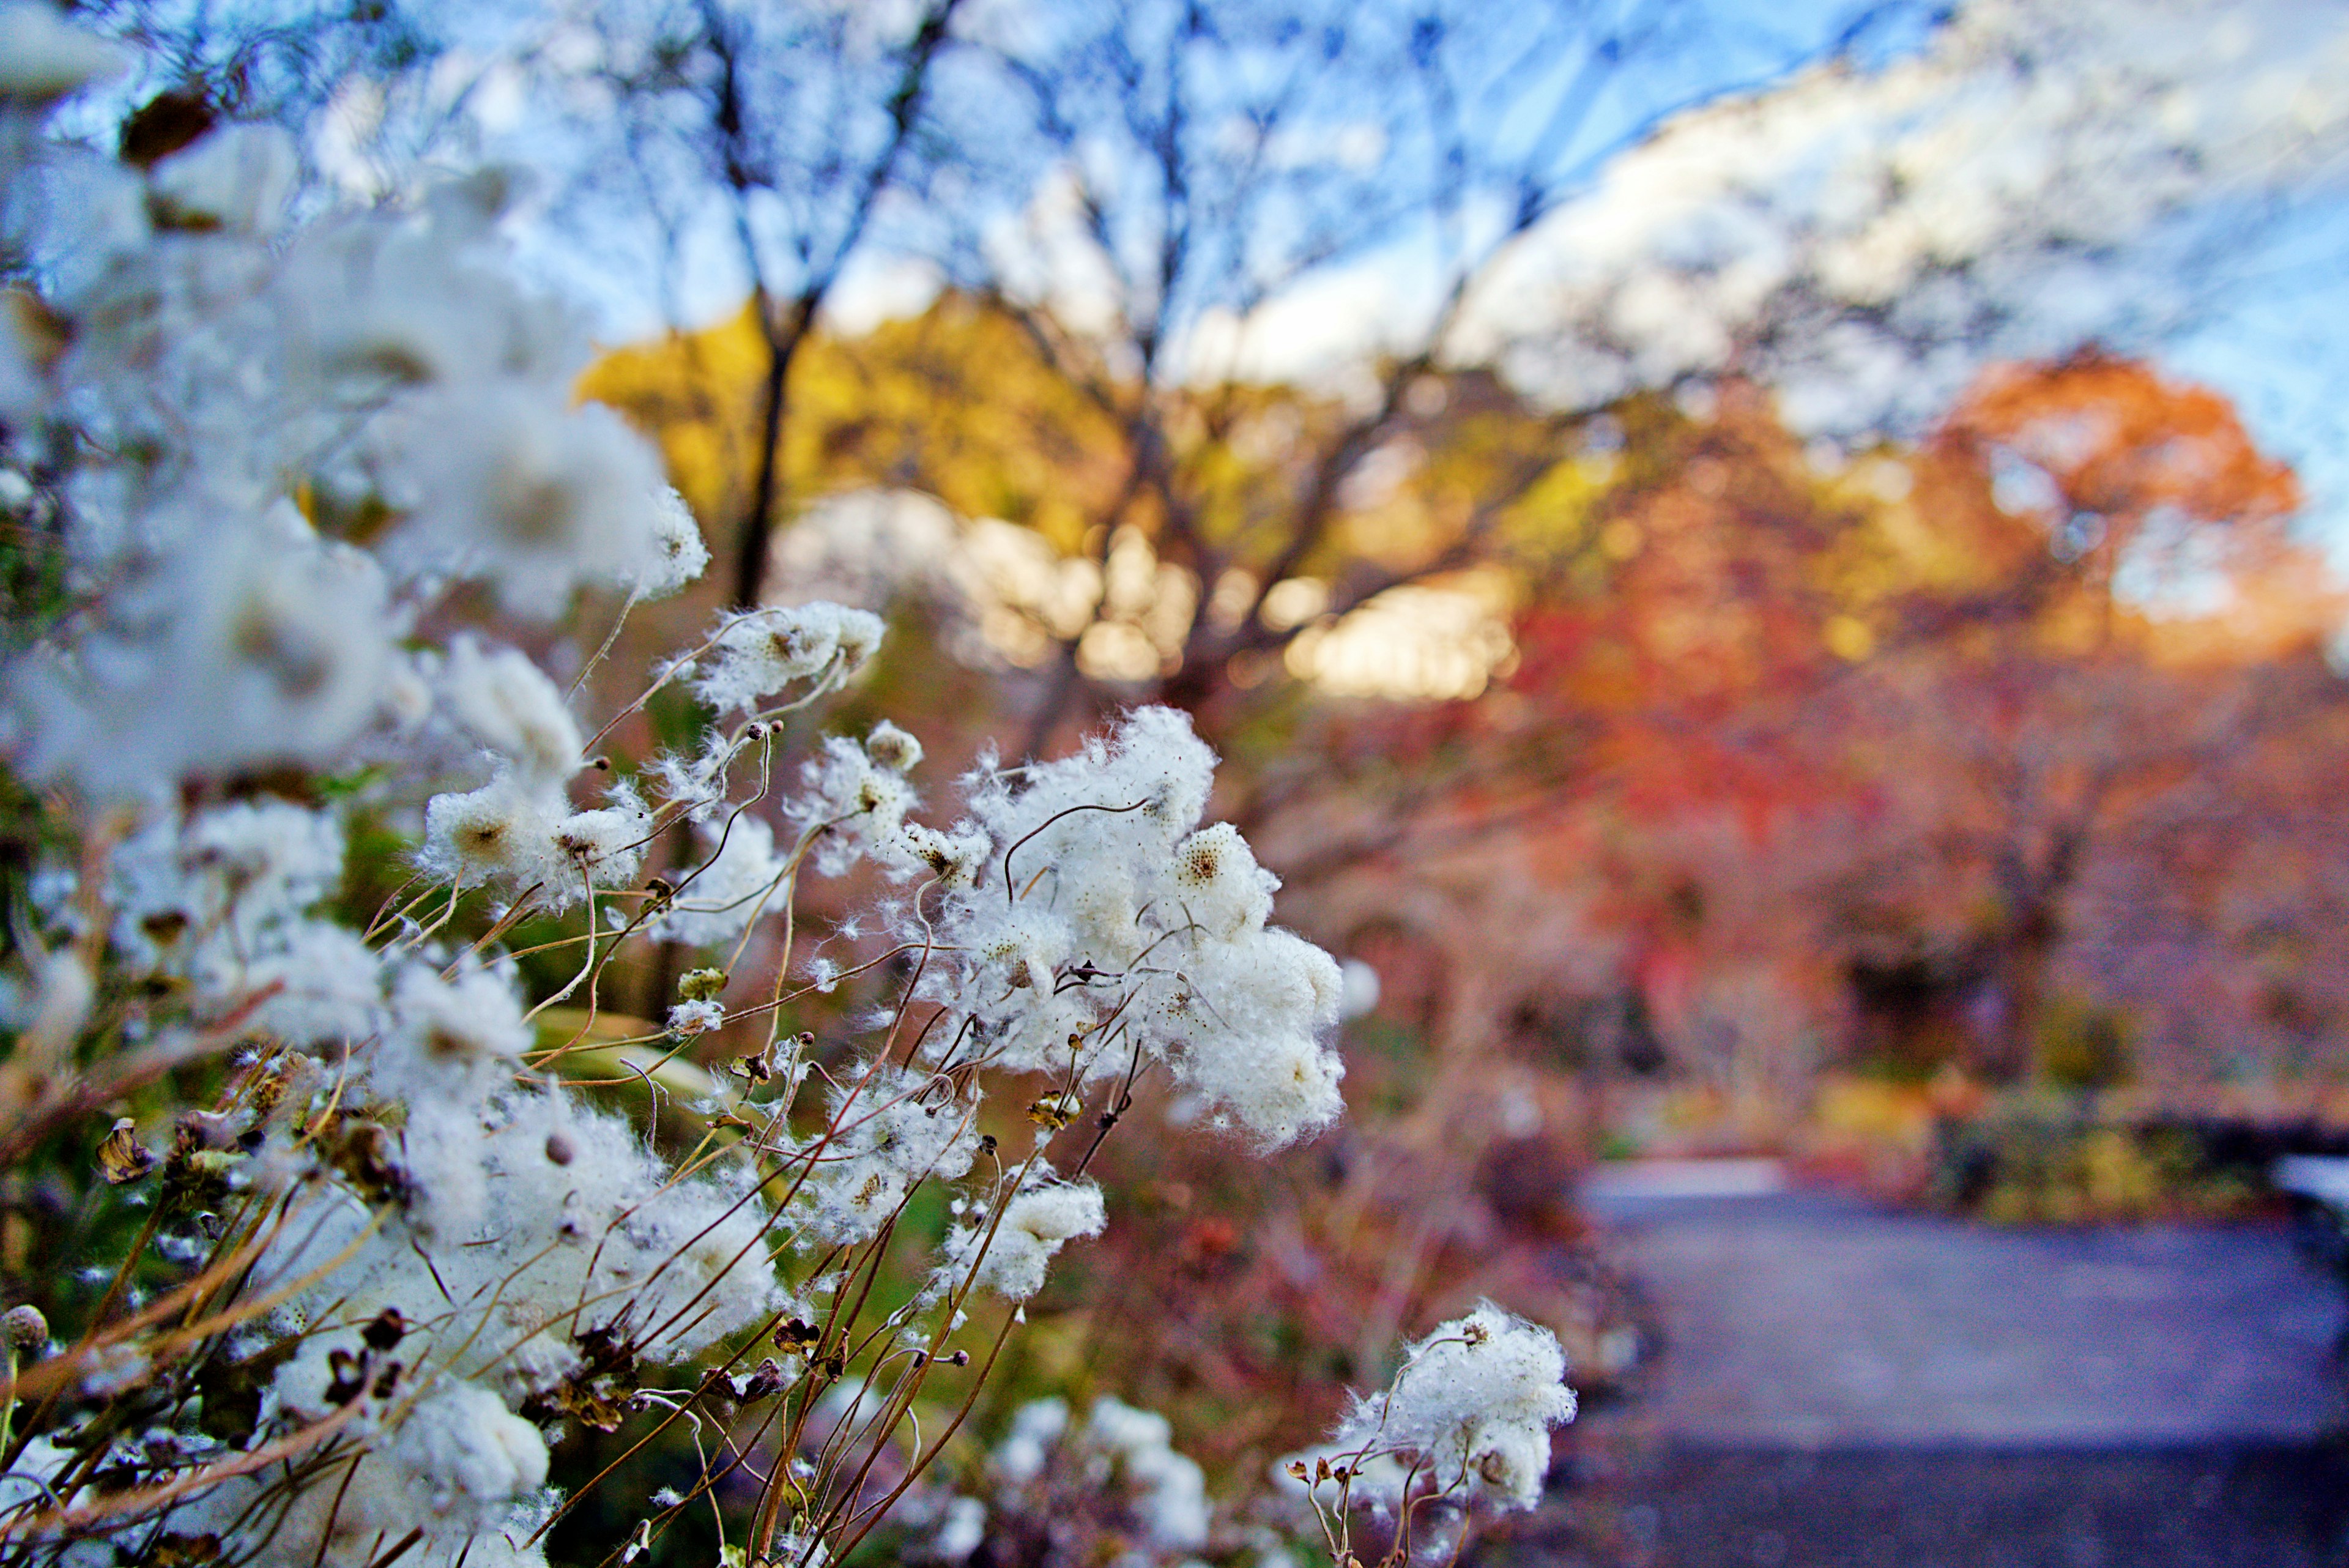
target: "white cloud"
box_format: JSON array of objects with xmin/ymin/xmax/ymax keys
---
[
  {"xmin": 1174, "ymin": 256, "xmax": 1434, "ymax": 401},
  {"xmin": 818, "ymin": 253, "xmax": 944, "ymax": 336},
  {"xmin": 982, "ymin": 164, "xmax": 1134, "ymax": 349}
]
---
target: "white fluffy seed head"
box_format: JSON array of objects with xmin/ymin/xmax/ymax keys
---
[
  {"xmin": 951, "ymin": 1176, "xmax": 1105, "ymax": 1301},
  {"xmin": 898, "ymin": 820, "xmax": 990, "ymax": 887},
  {"xmin": 1170, "ymin": 822, "xmax": 1278, "ymax": 940},
  {"xmin": 692, "ymin": 603, "xmax": 886, "ymax": 715},
  {"xmin": 439, "ymin": 636, "xmax": 582, "ymax": 787},
  {"xmin": 632, "ymin": 486, "xmax": 710, "ymax": 599},
  {"xmin": 1325, "ymin": 1302, "xmax": 1578, "ymax": 1511},
  {"xmin": 379, "ymin": 960, "xmax": 531, "ymax": 1097},
  {"xmin": 863, "ymin": 719, "xmax": 922, "ymax": 772},
  {"xmin": 421, "ymin": 775, "xmax": 553, "ymax": 882}
]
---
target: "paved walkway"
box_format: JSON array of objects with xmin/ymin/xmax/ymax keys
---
[
  {"xmin": 1586, "ymin": 1184, "xmax": 2346, "ymax": 1446},
  {"xmin": 1512, "ymin": 1178, "xmax": 2349, "ymax": 1567},
  {"xmin": 1516, "ymin": 1444, "xmax": 2349, "ymax": 1568}
]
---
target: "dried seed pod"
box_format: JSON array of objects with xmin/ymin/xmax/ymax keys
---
[
  {"xmin": 2, "ymin": 1304, "xmax": 48, "ymax": 1348},
  {"xmin": 361, "ymin": 1308, "xmax": 409, "ymax": 1352},
  {"xmin": 97, "ymin": 1119, "xmax": 155, "ymax": 1184}
]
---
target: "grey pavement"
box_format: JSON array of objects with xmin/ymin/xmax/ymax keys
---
[
  {"xmin": 1510, "ymin": 1181, "xmax": 2349, "ymax": 1567},
  {"xmin": 1588, "ymin": 1186, "xmax": 2347, "ymax": 1446},
  {"xmin": 1511, "ymin": 1443, "xmax": 2349, "ymax": 1568}
]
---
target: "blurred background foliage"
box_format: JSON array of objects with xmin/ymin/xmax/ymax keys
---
[{"xmin": 560, "ymin": 289, "xmax": 2349, "ymax": 1507}]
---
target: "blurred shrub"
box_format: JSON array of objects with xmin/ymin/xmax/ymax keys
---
[
  {"xmin": 2035, "ymin": 998, "xmax": 2134, "ymax": 1093},
  {"xmin": 1931, "ymin": 1098, "xmax": 2268, "ymax": 1223}
]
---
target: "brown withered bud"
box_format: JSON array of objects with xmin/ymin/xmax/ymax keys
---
[
  {"xmin": 119, "ymin": 91, "xmax": 213, "ymax": 168},
  {"xmin": 97, "ymin": 1119, "xmax": 156, "ymax": 1185},
  {"xmin": 174, "ymin": 1110, "xmax": 241, "ymax": 1153},
  {"xmin": 139, "ymin": 910, "xmax": 190, "ymax": 948},
  {"xmin": 325, "ymin": 1348, "xmax": 366, "ymax": 1406},
  {"xmin": 695, "ymin": 1367, "xmax": 738, "ymax": 1418},
  {"xmin": 361, "ymin": 1308, "xmax": 408, "ymax": 1352},
  {"xmin": 3, "ymin": 1304, "xmax": 48, "ymax": 1349},
  {"xmin": 735, "ymin": 1359, "xmax": 786, "ymax": 1401}
]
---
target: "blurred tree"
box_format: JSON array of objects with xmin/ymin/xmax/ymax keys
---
[
  {"xmin": 585, "ymin": 294, "xmax": 1600, "ymax": 744},
  {"xmin": 1814, "ymin": 352, "xmax": 2328, "ymax": 1079},
  {"xmin": 587, "ymin": 1, "xmax": 1931, "ymax": 750},
  {"xmin": 55, "ymin": 0, "xmax": 973, "ymax": 627},
  {"xmin": 543, "ymin": 0, "xmax": 967, "ymax": 609},
  {"xmin": 1453, "ymin": 2, "xmax": 2349, "ymax": 452},
  {"xmin": 1286, "ymin": 357, "xmax": 2348, "ymax": 1090}
]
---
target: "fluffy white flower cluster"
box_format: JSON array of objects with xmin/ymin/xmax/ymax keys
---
[
  {"xmin": 787, "ymin": 722, "xmax": 924, "ymax": 878},
  {"xmin": 1080, "ymin": 1397, "xmax": 1212, "ymax": 1551},
  {"xmin": 691, "ymin": 602, "xmax": 886, "ymax": 717},
  {"xmin": 647, "ymin": 816, "xmax": 789, "ymax": 947},
  {"xmin": 106, "ymin": 798, "xmax": 382, "ymax": 1046},
  {"xmin": 259, "ymin": 1088, "xmax": 780, "ymax": 1393},
  {"xmin": 631, "ymin": 604, "xmax": 890, "ymax": 841},
  {"xmin": 935, "ymin": 1164, "xmax": 1106, "ymax": 1301},
  {"xmin": 985, "ymin": 1395, "xmax": 1211, "ymax": 1555},
  {"xmin": 418, "ymin": 770, "xmax": 655, "ymax": 910},
  {"xmin": 0, "ymin": 25, "xmax": 702, "ymax": 801},
  {"xmin": 0, "ymin": 21, "xmax": 784, "ymax": 1568},
  {"xmin": 1294, "ymin": 1302, "xmax": 1578, "ymax": 1514},
  {"xmin": 795, "ymin": 1063, "xmax": 986, "ymax": 1246},
  {"xmin": 890, "ymin": 706, "xmax": 1347, "ymax": 1149},
  {"xmin": 7, "ymin": 924, "xmax": 784, "ymax": 1568}
]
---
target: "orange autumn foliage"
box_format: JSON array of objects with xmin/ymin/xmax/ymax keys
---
[{"xmin": 1293, "ymin": 355, "xmax": 2349, "ymax": 1098}]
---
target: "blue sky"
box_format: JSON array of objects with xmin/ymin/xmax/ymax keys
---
[{"xmin": 2166, "ymin": 201, "xmax": 2349, "ymax": 562}]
